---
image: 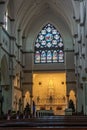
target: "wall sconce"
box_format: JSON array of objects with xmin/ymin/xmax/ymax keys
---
[
  {"xmin": 61, "ymin": 81, "xmax": 64, "ymax": 85},
  {"xmin": 39, "ymin": 82, "xmax": 42, "ymax": 85}
]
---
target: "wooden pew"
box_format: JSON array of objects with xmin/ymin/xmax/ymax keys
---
[{"xmin": 1, "ymin": 115, "xmax": 87, "ymax": 130}]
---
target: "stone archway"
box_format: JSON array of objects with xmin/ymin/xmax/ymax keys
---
[
  {"xmin": 69, "ymin": 90, "xmax": 76, "ymax": 110},
  {"xmin": 0, "ymin": 55, "xmax": 10, "ymax": 114},
  {"xmin": 1, "ymin": 55, "xmax": 9, "ymax": 89},
  {"xmin": 24, "ymin": 91, "xmax": 30, "ymax": 109}
]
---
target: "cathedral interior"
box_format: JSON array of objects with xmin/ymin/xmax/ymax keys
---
[{"xmin": 0, "ymin": 0, "xmax": 87, "ymax": 117}]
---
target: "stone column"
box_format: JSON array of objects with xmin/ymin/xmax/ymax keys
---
[
  {"xmin": 30, "ymin": 94, "xmax": 33, "ymax": 117},
  {"xmin": 0, "ymin": 23, "xmax": 3, "ymax": 115},
  {"xmin": 0, "ymin": 77, "xmax": 3, "ymax": 116},
  {"xmin": 22, "ymin": 95, "xmax": 25, "ymax": 112},
  {"xmin": 83, "ymin": 82, "xmax": 87, "ymax": 115},
  {"xmin": 66, "ymin": 94, "xmax": 69, "ymax": 108},
  {"xmin": 0, "ymin": 1, "xmax": 5, "ymax": 25}
]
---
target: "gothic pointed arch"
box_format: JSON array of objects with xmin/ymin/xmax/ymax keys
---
[
  {"xmin": 24, "ymin": 91, "xmax": 30, "ymax": 108},
  {"xmin": 34, "ymin": 23, "xmax": 64, "ymax": 64},
  {"xmin": 1, "ymin": 55, "xmax": 9, "ymax": 87}
]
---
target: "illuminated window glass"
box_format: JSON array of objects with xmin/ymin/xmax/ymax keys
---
[
  {"xmin": 34, "ymin": 23, "xmax": 64, "ymax": 63},
  {"xmin": 3, "ymin": 10, "xmax": 8, "ymax": 30},
  {"xmin": 41, "ymin": 51, "xmax": 46, "ymax": 63}
]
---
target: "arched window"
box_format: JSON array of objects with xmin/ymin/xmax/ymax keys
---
[
  {"xmin": 34, "ymin": 23, "xmax": 64, "ymax": 63},
  {"xmin": 3, "ymin": 10, "xmax": 8, "ymax": 30}
]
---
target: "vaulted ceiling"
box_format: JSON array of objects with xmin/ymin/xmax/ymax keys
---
[
  {"xmin": 6, "ymin": 0, "xmax": 76, "ymax": 50},
  {"xmin": 8, "ymin": 0, "xmax": 74, "ymax": 36}
]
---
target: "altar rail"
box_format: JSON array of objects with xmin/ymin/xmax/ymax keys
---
[{"xmin": 36, "ymin": 110, "xmax": 54, "ymax": 117}]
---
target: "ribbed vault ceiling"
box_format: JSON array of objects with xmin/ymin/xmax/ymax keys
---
[{"xmin": 12, "ymin": 0, "xmax": 75, "ymax": 37}]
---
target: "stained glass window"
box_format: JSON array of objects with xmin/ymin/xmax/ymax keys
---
[{"xmin": 34, "ymin": 23, "xmax": 64, "ymax": 63}]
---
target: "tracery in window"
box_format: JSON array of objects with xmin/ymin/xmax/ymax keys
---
[{"xmin": 34, "ymin": 23, "xmax": 64, "ymax": 63}]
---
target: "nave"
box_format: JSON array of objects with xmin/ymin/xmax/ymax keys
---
[{"xmin": 1, "ymin": 0, "xmax": 87, "ymax": 121}]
